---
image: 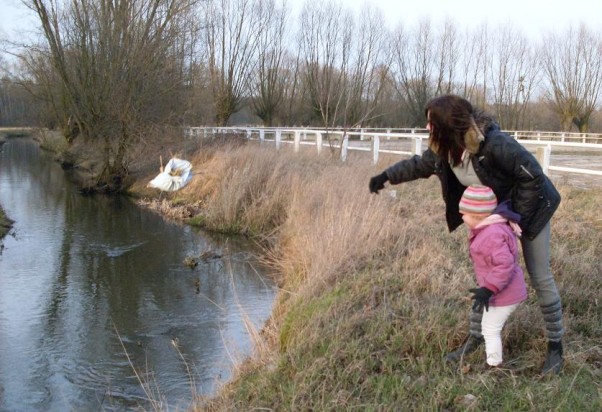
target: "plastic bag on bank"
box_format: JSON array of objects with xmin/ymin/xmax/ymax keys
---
[{"xmin": 148, "ymin": 157, "xmax": 193, "ymax": 191}]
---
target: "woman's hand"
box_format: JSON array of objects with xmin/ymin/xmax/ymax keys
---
[{"xmin": 369, "ymin": 172, "xmax": 389, "ymax": 194}]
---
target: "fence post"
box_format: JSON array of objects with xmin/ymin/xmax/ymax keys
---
[
  {"xmin": 372, "ymin": 135, "xmax": 380, "ymax": 165},
  {"xmin": 294, "ymin": 130, "xmax": 300, "ymax": 152},
  {"xmin": 536, "ymin": 145, "xmax": 551, "ymax": 175},
  {"xmin": 341, "ymin": 134, "xmax": 348, "ymax": 162},
  {"xmin": 275, "ymin": 129, "xmax": 282, "ymax": 149},
  {"xmin": 316, "ymin": 132, "xmax": 322, "ymax": 154},
  {"xmin": 360, "ymin": 128, "xmax": 366, "ymax": 141},
  {"xmin": 246, "ymin": 129, "xmax": 251, "ymax": 139},
  {"xmin": 259, "ymin": 129, "xmax": 265, "ymax": 142},
  {"xmin": 412, "ymin": 137, "xmax": 422, "ymax": 155}
]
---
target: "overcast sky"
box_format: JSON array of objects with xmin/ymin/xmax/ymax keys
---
[
  {"xmin": 2, "ymin": 0, "xmax": 601, "ymax": 50},
  {"xmin": 0, "ymin": 0, "xmax": 33, "ymax": 36},
  {"xmin": 289, "ymin": 0, "xmax": 602, "ymax": 39}
]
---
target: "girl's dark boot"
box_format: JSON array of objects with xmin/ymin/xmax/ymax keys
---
[
  {"xmin": 542, "ymin": 340, "xmax": 563, "ymax": 375},
  {"xmin": 445, "ymin": 335, "xmax": 484, "ymax": 362}
]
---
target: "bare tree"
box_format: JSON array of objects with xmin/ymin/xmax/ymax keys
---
[
  {"xmin": 203, "ymin": 0, "xmax": 262, "ymax": 126},
  {"xmin": 298, "ymin": 0, "xmax": 352, "ymax": 127},
  {"xmin": 17, "ymin": 50, "xmax": 66, "ymax": 128},
  {"xmin": 248, "ymin": 0, "xmax": 289, "ymax": 126},
  {"xmin": 459, "ymin": 24, "xmax": 489, "ymax": 108},
  {"xmin": 280, "ymin": 52, "xmax": 305, "ymax": 125},
  {"xmin": 25, "ymin": 0, "xmax": 195, "ymax": 191},
  {"xmin": 541, "ymin": 24, "xmax": 602, "ymax": 132},
  {"xmin": 0, "ymin": 74, "xmax": 40, "ymax": 126},
  {"xmin": 391, "ymin": 18, "xmax": 436, "ymax": 126},
  {"xmin": 341, "ymin": 4, "xmax": 391, "ymax": 127},
  {"xmin": 433, "ymin": 18, "xmax": 460, "ymax": 96},
  {"xmin": 172, "ymin": 3, "xmax": 211, "ymax": 125},
  {"xmin": 368, "ymin": 65, "xmax": 402, "ymax": 127},
  {"xmin": 488, "ymin": 23, "xmax": 539, "ymax": 129}
]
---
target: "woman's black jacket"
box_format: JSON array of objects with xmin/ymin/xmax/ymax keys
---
[{"xmin": 384, "ymin": 123, "xmax": 560, "ymax": 240}]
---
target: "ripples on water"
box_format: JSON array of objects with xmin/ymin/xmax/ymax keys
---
[{"xmin": 0, "ymin": 138, "xmax": 276, "ymax": 410}]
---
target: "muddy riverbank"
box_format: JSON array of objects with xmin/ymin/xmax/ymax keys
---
[
  {"xmin": 0, "ymin": 206, "xmax": 12, "ymax": 239},
  {"xmin": 0, "ymin": 135, "xmax": 13, "ymax": 238}
]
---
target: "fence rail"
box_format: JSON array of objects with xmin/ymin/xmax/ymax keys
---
[
  {"xmin": 185, "ymin": 126, "xmax": 602, "ymax": 179},
  {"xmin": 511, "ymin": 130, "xmax": 602, "ymax": 144}
]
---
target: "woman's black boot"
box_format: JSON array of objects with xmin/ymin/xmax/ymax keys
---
[{"xmin": 542, "ymin": 340, "xmax": 563, "ymax": 375}]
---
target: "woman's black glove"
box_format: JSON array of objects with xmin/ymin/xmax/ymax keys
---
[
  {"xmin": 369, "ymin": 172, "xmax": 389, "ymax": 194},
  {"xmin": 469, "ymin": 287, "xmax": 494, "ymax": 312}
]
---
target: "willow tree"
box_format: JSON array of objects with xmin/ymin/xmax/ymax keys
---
[
  {"xmin": 203, "ymin": 0, "xmax": 262, "ymax": 126},
  {"xmin": 341, "ymin": 4, "xmax": 391, "ymax": 127},
  {"xmin": 488, "ymin": 23, "xmax": 539, "ymax": 130},
  {"xmin": 391, "ymin": 19, "xmax": 437, "ymax": 127},
  {"xmin": 248, "ymin": 0, "xmax": 289, "ymax": 126},
  {"xmin": 541, "ymin": 24, "xmax": 602, "ymax": 132},
  {"xmin": 298, "ymin": 0, "xmax": 352, "ymax": 127},
  {"xmin": 27, "ymin": 0, "xmax": 195, "ymax": 191},
  {"xmin": 459, "ymin": 23, "xmax": 490, "ymax": 109}
]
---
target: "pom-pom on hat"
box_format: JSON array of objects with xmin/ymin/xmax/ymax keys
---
[{"xmin": 459, "ymin": 185, "xmax": 497, "ymax": 216}]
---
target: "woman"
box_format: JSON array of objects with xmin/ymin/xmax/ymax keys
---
[{"xmin": 369, "ymin": 95, "xmax": 564, "ymax": 374}]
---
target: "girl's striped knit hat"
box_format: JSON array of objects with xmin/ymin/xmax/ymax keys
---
[{"xmin": 459, "ymin": 185, "xmax": 497, "ymax": 216}]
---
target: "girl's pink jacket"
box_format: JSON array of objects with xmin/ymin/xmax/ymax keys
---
[{"xmin": 468, "ymin": 219, "xmax": 528, "ymax": 307}]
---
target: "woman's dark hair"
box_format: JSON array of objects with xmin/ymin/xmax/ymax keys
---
[{"xmin": 425, "ymin": 95, "xmax": 475, "ymax": 166}]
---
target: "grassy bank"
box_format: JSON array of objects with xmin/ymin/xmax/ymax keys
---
[{"xmin": 126, "ymin": 139, "xmax": 601, "ymax": 411}]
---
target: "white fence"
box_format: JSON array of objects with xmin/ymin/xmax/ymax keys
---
[
  {"xmin": 511, "ymin": 130, "xmax": 602, "ymax": 144},
  {"xmin": 184, "ymin": 126, "xmax": 602, "ymax": 178}
]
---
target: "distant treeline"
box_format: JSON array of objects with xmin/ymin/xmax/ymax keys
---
[
  {"xmin": 1, "ymin": 0, "xmax": 601, "ymax": 188},
  {"xmin": 2, "ymin": 0, "xmax": 602, "ymax": 132}
]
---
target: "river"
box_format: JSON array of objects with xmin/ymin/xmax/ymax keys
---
[{"xmin": 0, "ymin": 138, "xmax": 276, "ymax": 411}]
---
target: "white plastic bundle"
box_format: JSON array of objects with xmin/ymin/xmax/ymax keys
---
[{"xmin": 148, "ymin": 158, "xmax": 193, "ymax": 191}]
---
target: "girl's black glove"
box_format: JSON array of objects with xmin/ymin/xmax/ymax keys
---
[
  {"xmin": 369, "ymin": 172, "xmax": 388, "ymax": 194},
  {"xmin": 469, "ymin": 287, "xmax": 494, "ymax": 312}
]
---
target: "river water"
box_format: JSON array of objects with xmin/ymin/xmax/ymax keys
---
[{"xmin": 0, "ymin": 138, "xmax": 276, "ymax": 411}]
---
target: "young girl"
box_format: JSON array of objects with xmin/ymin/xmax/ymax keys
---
[{"xmin": 459, "ymin": 184, "xmax": 527, "ymax": 367}]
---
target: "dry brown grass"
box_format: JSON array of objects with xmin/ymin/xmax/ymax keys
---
[{"xmin": 131, "ymin": 140, "xmax": 601, "ymax": 411}]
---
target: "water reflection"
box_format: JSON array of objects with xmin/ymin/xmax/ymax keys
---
[{"xmin": 0, "ymin": 138, "xmax": 276, "ymax": 411}]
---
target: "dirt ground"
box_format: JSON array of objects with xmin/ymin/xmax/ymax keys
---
[{"xmin": 549, "ymin": 153, "xmax": 602, "ymax": 189}]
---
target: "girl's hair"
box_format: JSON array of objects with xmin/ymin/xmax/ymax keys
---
[{"xmin": 425, "ymin": 95, "xmax": 475, "ymax": 166}]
